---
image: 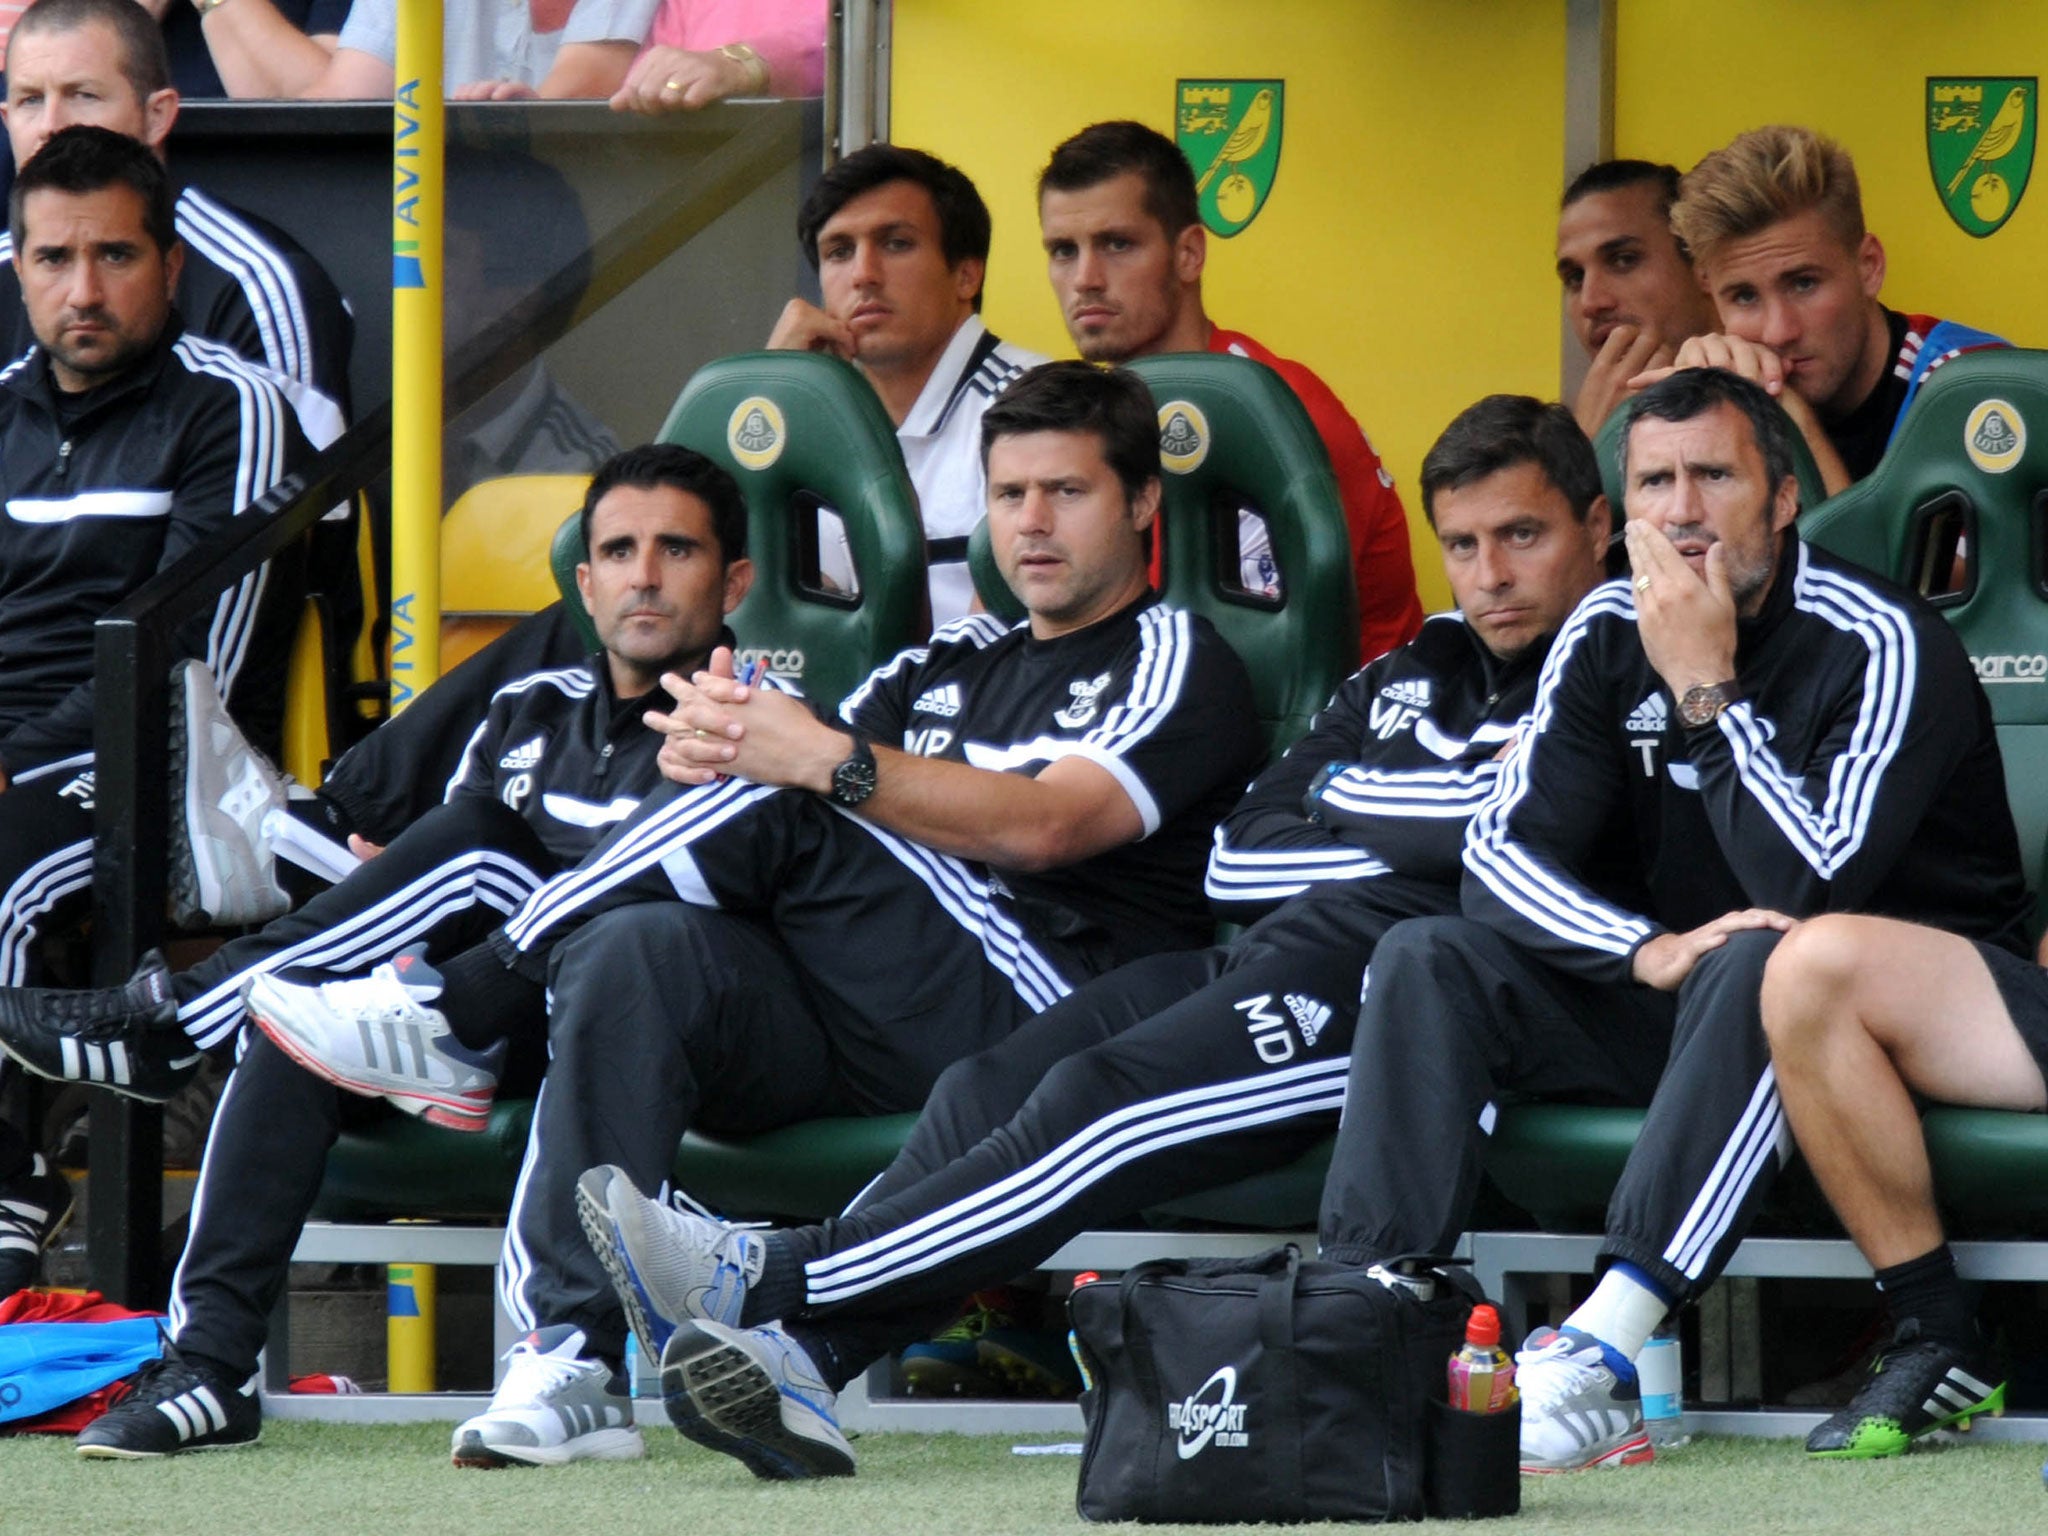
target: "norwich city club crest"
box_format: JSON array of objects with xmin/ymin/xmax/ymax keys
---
[
  {"xmin": 1927, "ymin": 77, "xmax": 2035, "ymax": 237},
  {"xmin": 1177, "ymin": 80, "xmax": 1284, "ymax": 237}
]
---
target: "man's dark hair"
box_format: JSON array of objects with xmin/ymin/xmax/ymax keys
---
[
  {"xmin": 1038, "ymin": 120, "xmax": 1201, "ymax": 239},
  {"xmin": 1419, "ymin": 395, "xmax": 1602, "ymax": 527},
  {"xmin": 1622, "ymin": 367, "xmax": 1798, "ymax": 498},
  {"xmin": 579, "ymin": 443, "xmax": 749, "ymax": 568},
  {"xmin": 12, "ymin": 0, "xmax": 172, "ymax": 101},
  {"xmin": 980, "ymin": 361, "xmax": 1160, "ymax": 507},
  {"xmin": 10, "ymin": 124, "xmax": 176, "ymax": 255},
  {"xmin": 1561, "ymin": 158, "xmax": 1684, "ymax": 215},
  {"xmin": 796, "ymin": 144, "xmax": 990, "ymax": 310}
]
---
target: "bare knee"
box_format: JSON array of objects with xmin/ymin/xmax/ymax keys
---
[{"xmin": 1760, "ymin": 915, "xmax": 1874, "ymax": 1052}]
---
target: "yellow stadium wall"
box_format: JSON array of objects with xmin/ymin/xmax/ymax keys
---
[
  {"xmin": 1615, "ymin": 2, "xmax": 2045, "ymax": 352},
  {"xmin": 890, "ymin": 1, "xmax": 1571, "ymax": 615}
]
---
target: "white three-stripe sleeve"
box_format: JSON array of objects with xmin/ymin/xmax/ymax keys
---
[
  {"xmin": 1685, "ymin": 550, "xmax": 1941, "ymax": 911},
  {"xmin": 1206, "ymin": 664, "xmax": 1393, "ymax": 920},
  {"xmin": 1462, "ymin": 589, "xmax": 1657, "ymax": 980},
  {"xmin": 170, "ymin": 338, "xmax": 307, "ymax": 705}
]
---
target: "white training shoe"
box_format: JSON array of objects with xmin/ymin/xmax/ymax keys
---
[
  {"xmin": 1516, "ymin": 1326, "xmax": 1655, "ymax": 1473},
  {"xmin": 451, "ymin": 1325, "xmax": 643, "ymax": 1468},
  {"xmin": 169, "ymin": 658, "xmax": 291, "ymax": 929},
  {"xmin": 660, "ymin": 1318, "xmax": 854, "ymax": 1479},
  {"xmin": 243, "ymin": 946, "xmax": 500, "ymax": 1131}
]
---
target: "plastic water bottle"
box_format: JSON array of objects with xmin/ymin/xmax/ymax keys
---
[
  {"xmin": 623, "ymin": 1332, "xmax": 658, "ymax": 1399},
  {"xmin": 1639, "ymin": 1321, "xmax": 1689, "ymax": 1448},
  {"xmin": 1446, "ymin": 1304, "xmax": 1518, "ymax": 1413}
]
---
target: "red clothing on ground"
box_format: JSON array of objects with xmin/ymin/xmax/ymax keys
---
[
  {"xmin": 1210, "ymin": 328, "xmax": 1424, "ymax": 663},
  {"xmin": 0, "ymin": 1289, "xmax": 161, "ymax": 1435}
]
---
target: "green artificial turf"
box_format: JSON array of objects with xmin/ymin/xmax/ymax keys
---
[{"xmin": 0, "ymin": 1424, "xmax": 2043, "ymax": 1535}]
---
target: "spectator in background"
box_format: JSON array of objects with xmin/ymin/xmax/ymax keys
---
[
  {"xmin": 1038, "ymin": 120, "xmax": 1424, "ymax": 664},
  {"xmin": 1650, "ymin": 125, "xmax": 2008, "ymax": 495},
  {"xmin": 116, "ymin": 0, "xmax": 348, "ymax": 99},
  {"xmin": 1554, "ymin": 159, "xmax": 1717, "ymax": 436},
  {"xmin": 442, "ymin": 145, "xmax": 619, "ymax": 502},
  {"xmin": 611, "ymin": 0, "xmax": 824, "ymax": 114},
  {"xmin": 174, "ymin": 0, "xmax": 658, "ymax": 98}
]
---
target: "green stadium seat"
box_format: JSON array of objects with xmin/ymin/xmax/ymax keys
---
[
  {"xmin": 1801, "ymin": 348, "xmax": 2048, "ymax": 884},
  {"xmin": 971, "ymin": 354, "xmax": 1360, "ymax": 759},
  {"xmin": 656, "ymin": 350, "xmax": 928, "ymax": 712},
  {"xmin": 546, "ymin": 509, "xmax": 603, "ymax": 652}
]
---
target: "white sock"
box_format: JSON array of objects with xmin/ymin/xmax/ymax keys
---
[{"xmin": 1558, "ymin": 1270, "xmax": 1669, "ymax": 1364}]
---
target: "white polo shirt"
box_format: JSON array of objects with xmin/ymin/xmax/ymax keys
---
[{"xmin": 896, "ymin": 317, "xmax": 1046, "ymax": 626}]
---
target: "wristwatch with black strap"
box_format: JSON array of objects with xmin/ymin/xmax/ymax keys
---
[{"xmin": 827, "ymin": 728, "xmax": 878, "ymax": 807}]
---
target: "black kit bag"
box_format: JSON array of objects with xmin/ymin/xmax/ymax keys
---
[{"xmin": 1067, "ymin": 1245, "xmax": 1518, "ymax": 1524}]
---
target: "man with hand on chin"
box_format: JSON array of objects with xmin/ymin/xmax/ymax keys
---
[
  {"xmin": 1309, "ymin": 366, "xmax": 2028, "ymax": 1475},
  {"xmin": 1632, "ymin": 126, "xmax": 2005, "ymax": 496}
]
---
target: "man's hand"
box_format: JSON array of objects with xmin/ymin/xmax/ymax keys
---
[
  {"xmin": 1630, "ymin": 332, "xmax": 1791, "ymax": 397},
  {"xmin": 1632, "ymin": 909, "xmax": 1796, "ymax": 990},
  {"xmin": 1625, "ymin": 520, "xmax": 1738, "ymax": 699},
  {"xmin": 766, "ymin": 297, "xmax": 855, "ymax": 359},
  {"xmin": 346, "ymin": 833, "xmax": 384, "ymax": 861},
  {"xmin": 1626, "ymin": 333, "xmax": 1852, "ymax": 496},
  {"xmin": 610, "ymin": 45, "xmax": 751, "ymax": 113},
  {"xmin": 451, "ymin": 79, "xmax": 541, "ymax": 101},
  {"xmin": 646, "ymin": 648, "xmax": 850, "ymax": 792},
  {"xmin": 1574, "ymin": 324, "xmax": 1674, "ymax": 437}
]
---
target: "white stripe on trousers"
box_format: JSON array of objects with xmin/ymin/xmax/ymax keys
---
[
  {"xmin": 1664, "ymin": 1066, "xmax": 1789, "ymax": 1280},
  {"xmin": 179, "ymin": 848, "xmax": 546, "ymax": 1052},
  {"xmin": 0, "ymin": 839, "xmax": 93, "ymax": 986},
  {"xmin": 803, "ymin": 1056, "xmax": 1349, "ymax": 1307}
]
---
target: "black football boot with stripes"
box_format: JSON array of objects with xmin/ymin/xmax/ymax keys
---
[
  {"xmin": 0, "ymin": 949, "xmax": 200, "ymax": 1104},
  {"xmin": 0, "ymin": 1151, "xmax": 73, "ymax": 1293},
  {"xmin": 76, "ymin": 1337, "xmax": 261, "ymax": 1457},
  {"xmin": 1804, "ymin": 1318, "xmax": 2005, "ymax": 1458}
]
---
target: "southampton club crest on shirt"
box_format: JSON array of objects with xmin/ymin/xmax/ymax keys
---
[
  {"xmin": 1177, "ymin": 80, "xmax": 1284, "ymax": 237},
  {"xmin": 1927, "ymin": 78, "xmax": 2036, "ymax": 237}
]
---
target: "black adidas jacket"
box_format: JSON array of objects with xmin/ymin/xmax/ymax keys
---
[
  {"xmin": 440, "ymin": 642, "xmax": 725, "ymax": 865},
  {"xmin": 1463, "ymin": 536, "xmax": 2032, "ymax": 981},
  {"xmin": 1205, "ymin": 612, "xmax": 1549, "ymax": 925},
  {"xmin": 0, "ymin": 320, "xmax": 312, "ymax": 776}
]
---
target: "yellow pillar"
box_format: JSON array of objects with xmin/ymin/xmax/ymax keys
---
[
  {"xmin": 386, "ymin": 1262, "xmax": 437, "ymax": 1392},
  {"xmin": 389, "ymin": 0, "xmax": 443, "ymax": 714}
]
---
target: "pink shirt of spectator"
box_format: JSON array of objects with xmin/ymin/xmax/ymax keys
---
[{"xmin": 644, "ymin": 0, "xmax": 825, "ymax": 96}]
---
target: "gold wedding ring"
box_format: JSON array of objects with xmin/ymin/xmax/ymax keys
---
[
  {"xmin": 663, "ymin": 77, "xmax": 684, "ymax": 93},
  {"xmin": 1635, "ymin": 576, "xmax": 1652, "ymax": 591}
]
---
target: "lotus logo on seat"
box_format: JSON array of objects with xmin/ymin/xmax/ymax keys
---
[
  {"xmin": 727, "ymin": 396, "xmax": 787, "ymax": 471},
  {"xmin": 1964, "ymin": 398, "xmax": 2026, "ymax": 474},
  {"xmin": 1157, "ymin": 401, "xmax": 1210, "ymax": 474},
  {"xmin": 1168, "ymin": 1365, "xmax": 1251, "ymax": 1458}
]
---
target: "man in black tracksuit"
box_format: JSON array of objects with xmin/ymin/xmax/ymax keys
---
[
  {"xmin": 1317, "ymin": 368, "xmax": 2031, "ymax": 1474},
  {"xmin": 239, "ymin": 363, "xmax": 1262, "ymax": 1469},
  {"xmin": 0, "ymin": 126, "xmax": 311, "ymax": 1286},
  {"xmin": 33, "ymin": 444, "xmax": 758, "ymax": 1457},
  {"xmin": 573, "ymin": 394, "xmax": 1617, "ymax": 1480}
]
